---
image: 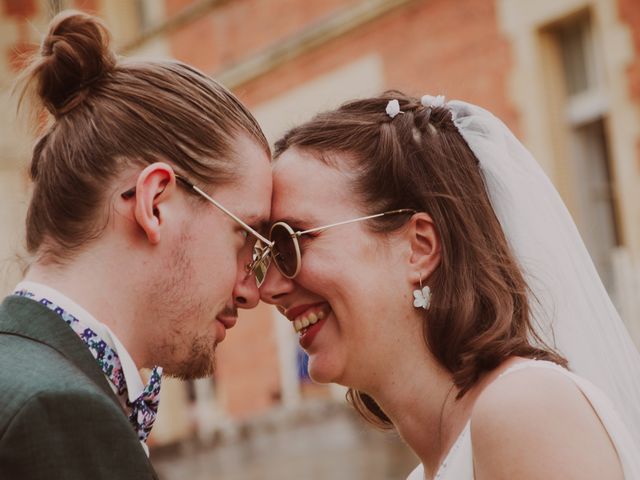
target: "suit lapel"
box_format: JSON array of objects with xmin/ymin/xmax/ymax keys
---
[
  {"xmin": 1, "ymin": 295, "xmax": 160, "ymax": 475},
  {"xmin": 0, "ymin": 295, "xmax": 121, "ymax": 407}
]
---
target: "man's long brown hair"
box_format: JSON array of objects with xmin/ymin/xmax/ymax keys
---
[
  {"xmin": 274, "ymin": 91, "xmax": 567, "ymax": 429},
  {"xmin": 17, "ymin": 10, "xmax": 268, "ymax": 264}
]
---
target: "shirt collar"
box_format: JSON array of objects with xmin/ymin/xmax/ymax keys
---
[{"xmin": 15, "ymin": 280, "xmax": 145, "ymax": 404}]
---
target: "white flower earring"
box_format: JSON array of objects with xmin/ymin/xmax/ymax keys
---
[{"xmin": 413, "ymin": 275, "xmax": 431, "ymax": 310}]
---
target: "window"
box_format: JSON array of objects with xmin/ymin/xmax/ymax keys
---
[{"xmin": 547, "ymin": 12, "xmax": 620, "ymax": 289}]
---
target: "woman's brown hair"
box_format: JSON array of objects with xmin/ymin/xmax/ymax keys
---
[
  {"xmin": 17, "ymin": 10, "xmax": 268, "ymax": 263},
  {"xmin": 274, "ymin": 91, "xmax": 567, "ymax": 429}
]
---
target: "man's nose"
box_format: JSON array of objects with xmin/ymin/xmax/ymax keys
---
[{"xmin": 233, "ymin": 263, "xmax": 261, "ymax": 309}]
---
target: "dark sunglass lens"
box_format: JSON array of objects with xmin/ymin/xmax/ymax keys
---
[{"xmin": 270, "ymin": 224, "xmax": 297, "ymax": 277}]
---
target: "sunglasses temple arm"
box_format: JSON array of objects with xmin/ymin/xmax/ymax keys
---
[
  {"xmin": 188, "ymin": 183, "xmax": 273, "ymax": 247},
  {"xmin": 296, "ymin": 209, "xmax": 415, "ymax": 236}
]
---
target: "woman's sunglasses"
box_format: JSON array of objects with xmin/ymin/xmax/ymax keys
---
[{"xmin": 260, "ymin": 209, "xmax": 415, "ymax": 285}]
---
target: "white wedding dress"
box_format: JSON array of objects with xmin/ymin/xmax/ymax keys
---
[{"xmin": 406, "ymin": 360, "xmax": 640, "ymax": 480}]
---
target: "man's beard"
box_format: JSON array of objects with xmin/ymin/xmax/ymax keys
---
[
  {"xmin": 145, "ymin": 232, "xmax": 219, "ymax": 380},
  {"xmin": 167, "ymin": 333, "xmax": 217, "ymax": 380}
]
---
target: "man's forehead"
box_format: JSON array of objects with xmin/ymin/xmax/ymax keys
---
[{"xmin": 212, "ymin": 151, "xmax": 272, "ymax": 225}]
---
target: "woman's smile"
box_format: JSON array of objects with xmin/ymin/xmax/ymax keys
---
[{"xmin": 284, "ymin": 302, "xmax": 332, "ymax": 348}]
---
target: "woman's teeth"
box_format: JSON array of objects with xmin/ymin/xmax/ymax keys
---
[{"xmin": 293, "ymin": 310, "xmax": 326, "ymax": 333}]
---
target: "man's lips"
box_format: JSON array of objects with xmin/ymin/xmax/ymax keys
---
[
  {"xmin": 216, "ymin": 305, "xmax": 238, "ymax": 330},
  {"xmin": 216, "ymin": 314, "xmax": 237, "ymax": 330}
]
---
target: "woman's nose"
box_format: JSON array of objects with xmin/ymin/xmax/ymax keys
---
[{"xmin": 259, "ymin": 262, "xmax": 294, "ymax": 304}]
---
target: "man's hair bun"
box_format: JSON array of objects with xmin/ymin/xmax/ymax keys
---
[{"xmin": 23, "ymin": 10, "xmax": 116, "ymax": 117}]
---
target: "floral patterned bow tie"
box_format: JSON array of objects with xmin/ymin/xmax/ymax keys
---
[{"xmin": 13, "ymin": 289, "xmax": 163, "ymax": 443}]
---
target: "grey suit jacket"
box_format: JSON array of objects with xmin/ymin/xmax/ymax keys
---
[{"xmin": 0, "ymin": 295, "xmax": 158, "ymax": 479}]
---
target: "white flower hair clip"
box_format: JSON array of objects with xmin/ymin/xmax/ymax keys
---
[
  {"xmin": 385, "ymin": 99, "xmax": 404, "ymax": 119},
  {"xmin": 421, "ymin": 94, "xmax": 446, "ymax": 108}
]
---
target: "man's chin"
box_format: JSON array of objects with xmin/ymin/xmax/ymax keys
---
[
  {"xmin": 164, "ymin": 357, "xmax": 216, "ymax": 381},
  {"xmin": 161, "ymin": 343, "xmax": 217, "ymax": 380}
]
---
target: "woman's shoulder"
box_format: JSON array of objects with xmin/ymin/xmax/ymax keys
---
[
  {"xmin": 472, "ymin": 359, "xmax": 580, "ymax": 419},
  {"xmin": 469, "ymin": 359, "xmax": 623, "ymax": 479}
]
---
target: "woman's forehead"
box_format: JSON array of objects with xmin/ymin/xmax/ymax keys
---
[{"xmin": 270, "ymin": 149, "xmax": 355, "ymax": 223}]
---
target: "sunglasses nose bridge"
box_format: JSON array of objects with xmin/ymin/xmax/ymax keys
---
[{"xmin": 245, "ymin": 243, "xmax": 274, "ymax": 287}]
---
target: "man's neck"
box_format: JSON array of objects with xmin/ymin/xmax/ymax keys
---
[{"xmin": 25, "ymin": 258, "xmax": 148, "ymax": 368}]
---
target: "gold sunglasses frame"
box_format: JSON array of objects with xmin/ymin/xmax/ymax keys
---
[{"xmin": 268, "ymin": 208, "xmax": 416, "ymax": 280}]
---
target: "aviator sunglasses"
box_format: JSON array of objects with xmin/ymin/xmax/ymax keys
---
[
  {"xmin": 121, "ymin": 174, "xmax": 274, "ymax": 286},
  {"xmin": 263, "ymin": 208, "xmax": 416, "ymax": 283}
]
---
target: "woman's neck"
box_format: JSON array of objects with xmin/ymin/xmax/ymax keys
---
[
  {"xmin": 364, "ymin": 337, "xmax": 511, "ymax": 479},
  {"xmin": 372, "ymin": 355, "xmax": 525, "ymax": 478},
  {"xmin": 363, "ymin": 352, "xmax": 462, "ymax": 477}
]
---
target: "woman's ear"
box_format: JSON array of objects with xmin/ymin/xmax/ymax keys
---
[
  {"xmin": 132, "ymin": 162, "xmax": 177, "ymax": 245},
  {"xmin": 407, "ymin": 212, "xmax": 441, "ymax": 284}
]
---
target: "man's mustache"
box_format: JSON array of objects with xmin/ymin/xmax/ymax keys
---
[{"xmin": 220, "ymin": 306, "xmax": 238, "ymax": 317}]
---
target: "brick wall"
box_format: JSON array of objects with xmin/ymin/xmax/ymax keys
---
[
  {"xmin": 618, "ymin": 0, "xmax": 640, "ymax": 170},
  {"xmin": 166, "ymin": 0, "xmax": 360, "ymax": 73},
  {"xmin": 619, "ymin": 0, "xmax": 640, "ymax": 102},
  {"xmin": 235, "ymin": 0, "xmax": 518, "ymax": 132},
  {"xmin": 2, "ymin": 0, "xmax": 38, "ymax": 74}
]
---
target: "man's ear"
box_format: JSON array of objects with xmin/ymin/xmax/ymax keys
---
[
  {"xmin": 132, "ymin": 162, "xmax": 177, "ymax": 245},
  {"xmin": 406, "ymin": 212, "xmax": 441, "ymax": 285}
]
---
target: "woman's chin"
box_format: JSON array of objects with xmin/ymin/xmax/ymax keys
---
[{"xmin": 307, "ymin": 356, "xmax": 343, "ymax": 385}]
